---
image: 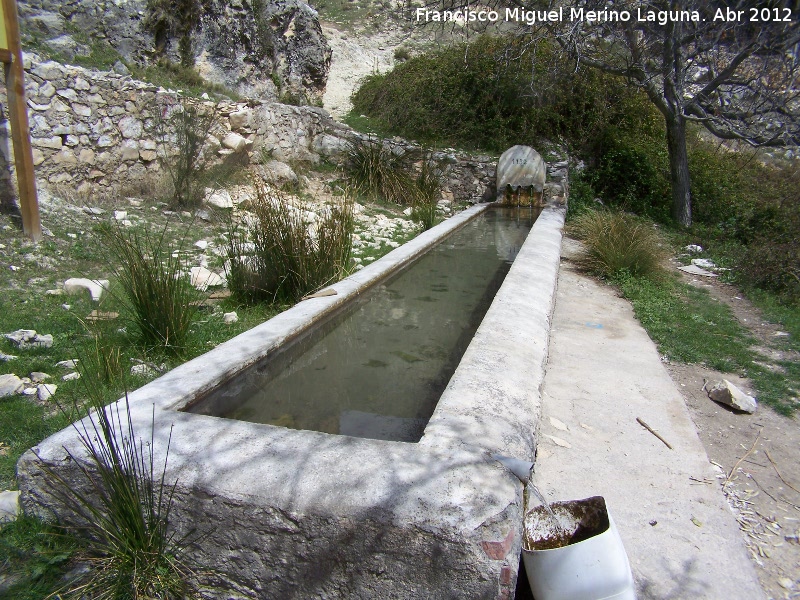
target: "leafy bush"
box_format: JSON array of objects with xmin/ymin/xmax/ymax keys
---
[
  {"xmin": 580, "ymin": 128, "xmax": 672, "ymax": 222},
  {"xmin": 226, "ymin": 184, "xmax": 354, "ymax": 304},
  {"xmin": 351, "ymin": 35, "xmax": 653, "ymax": 154},
  {"xmin": 570, "ymin": 210, "xmax": 667, "ymax": 280},
  {"xmin": 99, "ymin": 223, "xmax": 199, "ymax": 355}
]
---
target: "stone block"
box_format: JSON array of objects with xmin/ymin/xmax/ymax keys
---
[
  {"xmin": 32, "ymin": 136, "xmax": 62, "ymax": 149},
  {"xmin": 496, "ymin": 145, "xmax": 546, "ymax": 202}
]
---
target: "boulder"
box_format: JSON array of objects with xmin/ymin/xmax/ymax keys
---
[
  {"xmin": 205, "ymin": 189, "xmax": 234, "ymax": 209},
  {"xmin": 312, "ymin": 134, "xmax": 350, "ymax": 158},
  {"xmin": 221, "ymin": 132, "xmax": 248, "ymax": 153},
  {"xmin": 258, "ymin": 160, "xmax": 298, "ymax": 187},
  {"xmin": 708, "ymin": 380, "xmax": 757, "ymax": 413},
  {"xmin": 37, "ymin": 384, "xmax": 57, "ymax": 402},
  {"xmin": 4, "ymin": 330, "xmax": 54, "ymax": 349},
  {"xmin": 190, "ymin": 267, "xmax": 225, "ymax": 290},
  {"xmin": 0, "ymin": 374, "xmax": 24, "ymax": 398}
]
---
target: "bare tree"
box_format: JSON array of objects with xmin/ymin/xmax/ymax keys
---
[
  {"xmin": 552, "ymin": 1, "xmax": 800, "ymax": 225},
  {"xmin": 432, "ymin": 0, "xmax": 800, "ymax": 225}
]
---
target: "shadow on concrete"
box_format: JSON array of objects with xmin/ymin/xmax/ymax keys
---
[{"xmin": 636, "ymin": 558, "xmax": 708, "ymax": 599}]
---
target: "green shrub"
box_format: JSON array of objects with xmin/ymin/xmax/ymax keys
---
[
  {"xmin": 226, "ymin": 185, "xmax": 354, "ymax": 304},
  {"xmin": 99, "ymin": 223, "xmax": 199, "ymax": 355},
  {"xmin": 570, "ymin": 210, "xmax": 668, "ymax": 280},
  {"xmin": 393, "ymin": 47, "xmax": 410, "ymax": 62},
  {"xmin": 581, "ymin": 128, "xmax": 672, "ymax": 222},
  {"xmin": 351, "ymin": 35, "xmax": 653, "ymax": 154}
]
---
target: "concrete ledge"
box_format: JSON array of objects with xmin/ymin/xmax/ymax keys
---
[{"xmin": 18, "ymin": 205, "xmax": 566, "ymax": 598}]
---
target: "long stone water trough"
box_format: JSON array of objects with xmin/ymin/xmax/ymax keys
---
[{"xmin": 18, "ymin": 200, "xmax": 566, "ymax": 598}]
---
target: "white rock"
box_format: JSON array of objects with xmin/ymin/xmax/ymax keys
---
[
  {"xmin": 0, "ymin": 374, "xmax": 24, "ymax": 398},
  {"xmin": 195, "ymin": 240, "xmax": 209, "ymax": 250},
  {"xmin": 56, "ymin": 359, "xmax": 79, "ymax": 369},
  {"xmin": 691, "ymin": 258, "xmax": 717, "ymax": 269},
  {"xmin": 63, "ymin": 277, "xmax": 110, "ymax": 302},
  {"xmin": 708, "ymin": 380, "xmax": 757, "ymax": 413},
  {"xmin": 37, "ymin": 383, "xmax": 57, "ymax": 402},
  {"xmin": 677, "ymin": 264, "xmax": 718, "ymax": 277},
  {"xmin": 221, "ymin": 132, "xmax": 248, "ymax": 152},
  {"xmin": 223, "ymin": 311, "xmax": 239, "ymax": 324},
  {"xmin": 0, "ymin": 490, "xmax": 20, "ymax": 523},
  {"xmin": 190, "ymin": 266, "xmax": 225, "ymax": 290},
  {"xmin": 114, "ymin": 210, "xmax": 128, "ymax": 220},
  {"xmin": 30, "ymin": 372, "xmax": 51, "ymax": 383},
  {"xmin": 4, "ymin": 329, "xmax": 53, "ymax": 349},
  {"xmin": 228, "ymin": 108, "xmax": 252, "ymax": 130},
  {"xmin": 131, "ymin": 363, "xmax": 157, "ymax": 377},
  {"xmin": 205, "ymin": 189, "xmax": 233, "ymax": 209},
  {"xmin": 0, "ymin": 352, "xmax": 17, "ymax": 361},
  {"xmin": 62, "ymin": 372, "xmax": 81, "ymax": 381},
  {"xmin": 22, "ymin": 387, "xmax": 38, "ymax": 396},
  {"xmin": 685, "ymin": 244, "xmax": 703, "ymax": 253}
]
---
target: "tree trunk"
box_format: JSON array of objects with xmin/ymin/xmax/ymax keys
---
[{"xmin": 665, "ymin": 112, "xmax": 692, "ymax": 227}]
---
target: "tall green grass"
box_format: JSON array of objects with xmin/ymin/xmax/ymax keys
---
[
  {"xmin": 569, "ymin": 210, "xmax": 668, "ymax": 280},
  {"xmin": 40, "ymin": 391, "xmax": 194, "ymax": 598},
  {"xmin": 226, "ymin": 184, "xmax": 354, "ymax": 304},
  {"xmin": 99, "ymin": 223, "xmax": 199, "ymax": 356},
  {"xmin": 409, "ymin": 158, "xmax": 441, "ymax": 230},
  {"xmin": 345, "ymin": 137, "xmax": 417, "ymax": 205}
]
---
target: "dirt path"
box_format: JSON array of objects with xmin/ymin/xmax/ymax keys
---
[{"xmin": 667, "ymin": 274, "xmax": 800, "ymax": 599}]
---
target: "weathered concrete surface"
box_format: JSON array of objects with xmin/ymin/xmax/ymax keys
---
[
  {"xmin": 18, "ymin": 204, "xmax": 566, "ymax": 599},
  {"xmin": 532, "ymin": 239, "xmax": 766, "ymax": 600}
]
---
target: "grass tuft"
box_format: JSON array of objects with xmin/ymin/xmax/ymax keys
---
[
  {"xmin": 226, "ymin": 184, "xmax": 354, "ymax": 304},
  {"xmin": 39, "ymin": 391, "xmax": 195, "ymax": 599},
  {"xmin": 570, "ymin": 210, "xmax": 668, "ymax": 280},
  {"xmin": 409, "ymin": 158, "xmax": 441, "ymax": 230},
  {"xmin": 99, "ymin": 222, "xmax": 199, "ymax": 356},
  {"xmin": 345, "ymin": 138, "xmax": 417, "ymax": 205}
]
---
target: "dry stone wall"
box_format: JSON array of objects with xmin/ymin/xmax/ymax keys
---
[{"xmin": 1, "ymin": 57, "xmax": 507, "ymax": 206}]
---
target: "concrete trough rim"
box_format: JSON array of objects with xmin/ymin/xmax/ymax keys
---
[{"xmin": 19, "ymin": 202, "xmax": 567, "ymax": 598}]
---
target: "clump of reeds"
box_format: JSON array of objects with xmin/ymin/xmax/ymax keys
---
[
  {"xmin": 569, "ymin": 210, "xmax": 668, "ymax": 280},
  {"xmin": 99, "ymin": 222, "xmax": 199, "ymax": 356},
  {"xmin": 226, "ymin": 183, "xmax": 354, "ymax": 304}
]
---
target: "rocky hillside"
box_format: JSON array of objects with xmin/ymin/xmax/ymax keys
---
[{"xmin": 18, "ymin": 0, "xmax": 331, "ymax": 103}]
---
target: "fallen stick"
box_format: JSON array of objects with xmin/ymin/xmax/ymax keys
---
[
  {"xmin": 636, "ymin": 417, "xmax": 673, "ymax": 450},
  {"xmin": 765, "ymin": 449, "xmax": 800, "ymax": 495},
  {"xmin": 725, "ymin": 430, "xmax": 761, "ymax": 488}
]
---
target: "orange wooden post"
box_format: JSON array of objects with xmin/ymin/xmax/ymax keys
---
[{"xmin": 1, "ymin": 0, "xmax": 41, "ymax": 242}]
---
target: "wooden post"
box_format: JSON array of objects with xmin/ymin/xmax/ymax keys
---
[{"xmin": 1, "ymin": 0, "xmax": 41, "ymax": 242}]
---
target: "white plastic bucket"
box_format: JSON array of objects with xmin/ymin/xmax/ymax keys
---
[{"xmin": 522, "ymin": 496, "xmax": 636, "ymax": 600}]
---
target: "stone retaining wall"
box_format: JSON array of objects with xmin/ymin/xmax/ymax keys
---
[{"xmin": 1, "ymin": 57, "xmax": 502, "ymax": 205}]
